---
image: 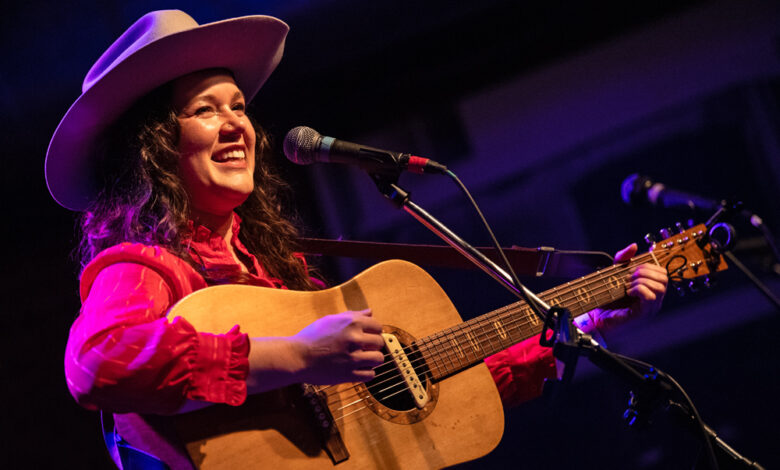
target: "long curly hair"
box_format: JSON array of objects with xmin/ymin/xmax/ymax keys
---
[{"xmin": 77, "ymin": 82, "xmax": 318, "ymax": 290}]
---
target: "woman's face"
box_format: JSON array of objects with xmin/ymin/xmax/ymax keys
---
[{"xmin": 172, "ymin": 70, "xmax": 256, "ymax": 216}]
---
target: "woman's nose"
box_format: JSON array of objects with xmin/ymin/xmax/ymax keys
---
[{"xmin": 220, "ymin": 112, "xmax": 246, "ymax": 136}]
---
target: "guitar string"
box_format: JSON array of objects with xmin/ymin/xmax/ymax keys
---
[
  {"xmin": 319, "ymin": 235, "xmax": 701, "ymax": 408},
  {"xmin": 405, "ymin": 244, "xmax": 690, "ymax": 384},
  {"xmin": 344, "ymin": 248, "xmax": 660, "ymax": 388},
  {"xmin": 334, "ymin": 252, "xmax": 645, "ymax": 394},
  {"xmin": 348, "ymin": 238, "xmax": 706, "ymax": 410},
  {"xmin": 320, "ymin": 248, "xmax": 681, "ymax": 409},
  {"xmin": 327, "ymin": 272, "xmax": 632, "ymax": 411},
  {"xmin": 332, "ymin": 284, "xmax": 622, "ymax": 423},
  {"xmin": 325, "ymin": 244, "xmax": 697, "ymax": 423},
  {"xmin": 413, "ymin": 240, "xmax": 692, "ymax": 369},
  {"xmin": 316, "ymin": 262, "xmax": 632, "ymax": 403},
  {"xmin": 317, "ymin": 245, "xmax": 685, "ymax": 406}
]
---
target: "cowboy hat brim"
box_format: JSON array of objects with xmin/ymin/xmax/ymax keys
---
[{"xmin": 45, "ymin": 12, "xmax": 288, "ymax": 211}]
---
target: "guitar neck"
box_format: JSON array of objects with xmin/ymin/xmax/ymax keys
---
[{"xmin": 415, "ymin": 252, "xmax": 655, "ymax": 381}]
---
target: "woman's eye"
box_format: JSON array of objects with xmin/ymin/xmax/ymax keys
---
[
  {"xmin": 194, "ymin": 106, "xmax": 214, "ymax": 115},
  {"xmin": 232, "ymin": 103, "xmax": 246, "ymax": 113}
]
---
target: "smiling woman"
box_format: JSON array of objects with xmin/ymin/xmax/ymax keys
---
[
  {"xmin": 47, "ymin": 8, "xmax": 667, "ymax": 470},
  {"xmin": 173, "ymin": 70, "xmax": 257, "ymax": 218}
]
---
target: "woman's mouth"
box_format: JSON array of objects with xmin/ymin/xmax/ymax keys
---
[{"xmin": 212, "ymin": 149, "xmax": 246, "ymax": 162}]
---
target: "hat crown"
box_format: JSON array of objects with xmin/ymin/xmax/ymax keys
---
[{"xmin": 83, "ymin": 10, "xmax": 198, "ymax": 92}]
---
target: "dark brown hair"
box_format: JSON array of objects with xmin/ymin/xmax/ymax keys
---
[{"xmin": 77, "ymin": 82, "xmax": 317, "ymax": 290}]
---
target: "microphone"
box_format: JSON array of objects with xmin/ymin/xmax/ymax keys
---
[
  {"xmin": 283, "ymin": 126, "xmax": 448, "ymax": 175},
  {"xmin": 620, "ymin": 174, "xmax": 763, "ymax": 228},
  {"xmin": 620, "ymin": 174, "xmax": 721, "ymax": 211}
]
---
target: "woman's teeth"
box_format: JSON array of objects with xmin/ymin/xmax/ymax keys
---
[{"xmin": 213, "ymin": 150, "xmax": 245, "ymax": 162}]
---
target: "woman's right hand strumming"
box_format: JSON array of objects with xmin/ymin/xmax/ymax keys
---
[{"xmin": 246, "ymin": 309, "xmax": 385, "ymax": 394}]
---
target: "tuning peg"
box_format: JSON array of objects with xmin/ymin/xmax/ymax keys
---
[
  {"xmin": 675, "ymin": 222, "xmax": 685, "ymax": 233},
  {"xmin": 688, "ymin": 280, "xmax": 698, "ymax": 293},
  {"xmin": 703, "ymin": 276, "xmax": 715, "ymax": 289},
  {"xmin": 659, "ymin": 228, "xmax": 672, "ymax": 239},
  {"xmin": 644, "ymin": 233, "xmax": 656, "ymax": 246},
  {"xmin": 675, "ymin": 285, "xmax": 686, "ymax": 297}
]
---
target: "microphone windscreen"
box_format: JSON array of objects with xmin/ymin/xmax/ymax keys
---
[
  {"xmin": 284, "ymin": 126, "xmax": 321, "ymax": 165},
  {"xmin": 620, "ymin": 174, "xmax": 639, "ymax": 205},
  {"xmin": 620, "ymin": 174, "xmax": 654, "ymax": 206}
]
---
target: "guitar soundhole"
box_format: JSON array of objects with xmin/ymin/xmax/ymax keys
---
[{"xmin": 365, "ymin": 343, "xmax": 429, "ymax": 411}]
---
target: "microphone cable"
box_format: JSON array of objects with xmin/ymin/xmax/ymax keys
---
[{"xmin": 440, "ymin": 169, "xmax": 547, "ymax": 318}]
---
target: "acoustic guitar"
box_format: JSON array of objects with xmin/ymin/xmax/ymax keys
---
[{"xmin": 171, "ymin": 224, "xmax": 726, "ymax": 469}]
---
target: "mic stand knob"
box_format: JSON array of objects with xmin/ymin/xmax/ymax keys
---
[{"xmin": 622, "ymin": 368, "xmax": 671, "ymax": 428}]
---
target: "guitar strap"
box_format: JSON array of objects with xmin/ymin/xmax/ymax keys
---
[{"xmin": 296, "ymin": 237, "xmax": 613, "ymax": 277}]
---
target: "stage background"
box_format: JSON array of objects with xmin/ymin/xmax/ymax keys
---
[{"xmin": 2, "ymin": 1, "xmax": 779, "ymax": 468}]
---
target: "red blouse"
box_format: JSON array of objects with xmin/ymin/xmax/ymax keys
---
[
  {"xmin": 65, "ymin": 215, "xmax": 556, "ymax": 416},
  {"xmin": 66, "ymin": 216, "xmax": 285, "ymax": 414}
]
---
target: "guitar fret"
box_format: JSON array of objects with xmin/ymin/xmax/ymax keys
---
[
  {"xmin": 448, "ymin": 330, "xmax": 466, "ymax": 366},
  {"xmin": 432, "ymin": 337, "xmax": 448, "ymax": 378},
  {"xmin": 454, "ymin": 327, "xmax": 471, "ymax": 368},
  {"xmin": 466, "ymin": 327, "xmax": 485, "ymax": 359},
  {"xmin": 436, "ymin": 331, "xmax": 455, "ymax": 378},
  {"xmin": 442, "ymin": 327, "xmax": 462, "ymax": 374},
  {"xmin": 504, "ymin": 310, "xmax": 526, "ymax": 344},
  {"xmin": 524, "ymin": 305, "xmax": 541, "ymax": 327},
  {"xmin": 458, "ymin": 324, "xmax": 481, "ymax": 363},
  {"xmin": 478, "ymin": 315, "xmax": 502, "ymax": 356},
  {"xmin": 467, "ymin": 313, "xmax": 501, "ymax": 357},
  {"xmin": 419, "ymin": 337, "xmax": 442, "ymax": 379},
  {"xmin": 518, "ymin": 307, "xmax": 540, "ymax": 339},
  {"xmin": 431, "ymin": 337, "xmax": 446, "ymax": 377},
  {"xmin": 470, "ymin": 324, "xmax": 486, "ymax": 356},
  {"xmin": 474, "ymin": 317, "xmax": 491, "ymax": 354},
  {"xmin": 490, "ymin": 317, "xmax": 510, "ymax": 352},
  {"xmin": 424, "ymin": 331, "xmax": 446, "ymax": 379}
]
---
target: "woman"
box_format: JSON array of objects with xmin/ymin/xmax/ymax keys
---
[{"xmin": 47, "ymin": 10, "xmax": 667, "ymax": 469}]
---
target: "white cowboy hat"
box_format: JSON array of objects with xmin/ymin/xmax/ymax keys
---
[{"xmin": 45, "ymin": 9, "xmax": 289, "ymax": 211}]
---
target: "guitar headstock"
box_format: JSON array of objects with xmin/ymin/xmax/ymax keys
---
[{"xmin": 650, "ymin": 223, "xmax": 728, "ymax": 293}]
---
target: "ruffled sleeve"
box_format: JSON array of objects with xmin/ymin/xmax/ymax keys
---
[
  {"xmin": 65, "ymin": 243, "xmax": 250, "ymax": 414},
  {"xmin": 187, "ymin": 325, "xmax": 249, "ymax": 406},
  {"xmin": 485, "ymin": 335, "xmax": 557, "ymax": 408}
]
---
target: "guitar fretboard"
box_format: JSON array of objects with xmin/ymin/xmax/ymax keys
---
[{"xmin": 413, "ymin": 253, "xmax": 656, "ymax": 381}]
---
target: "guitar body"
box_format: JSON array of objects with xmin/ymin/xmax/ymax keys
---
[{"xmin": 171, "ymin": 260, "xmax": 504, "ymax": 469}]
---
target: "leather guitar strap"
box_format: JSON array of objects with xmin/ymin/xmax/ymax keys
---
[{"xmin": 296, "ymin": 238, "xmax": 613, "ymax": 278}]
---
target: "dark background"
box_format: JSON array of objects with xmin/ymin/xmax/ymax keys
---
[{"xmin": 2, "ymin": 1, "xmax": 779, "ymax": 468}]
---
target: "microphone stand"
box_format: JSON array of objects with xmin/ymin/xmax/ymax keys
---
[
  {"xmin": 369, "ymin": 173, "xmax": 764, "ymax": 470},
  {"xmin": 370, "ymin": 172, "xmax": 606, "ymax": 418},
  {"xmin": 707, "ymin": 203, "xmax": 780, "ymax": 312},
  {"xmin": 539, "ymin": 204, "xmax": 767, "ymax": 469},
  {"xmin": 369, "ymin": 174, "xmax": 550, "ymax": 320},
  {"xmin": 546, "ymin": 320, "xmax": 765, "ymax": 469}
]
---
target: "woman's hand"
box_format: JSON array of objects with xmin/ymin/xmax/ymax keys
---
[
  {"xmin": 292, "ymin": 309, "xmax": 385, "ymax": 384},
  {"xmin": 246, "ymin": 309, "xmax": 385, "ymax": 394},
  {"xmin": 580, "ymin": 243, "xmax": 668, "ymax": 338}
]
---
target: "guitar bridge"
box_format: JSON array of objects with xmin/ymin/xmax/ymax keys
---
[{"xmin": 301, "ymin": 383, "xmax": 350, "ymax": 464}]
